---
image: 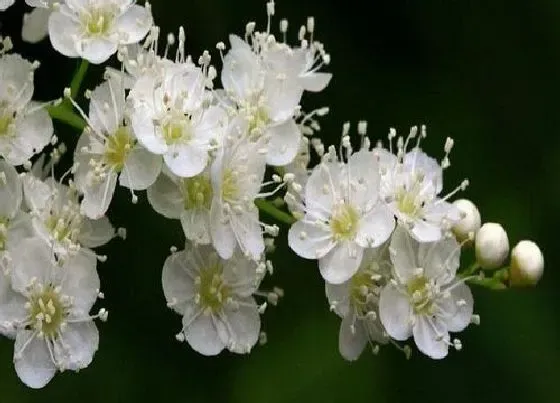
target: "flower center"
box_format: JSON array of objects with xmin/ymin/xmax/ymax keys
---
[
  {"xmin": 0, "ymin": 105, "xmax": 16, "ymax": 137},
  {"xmin": 330, "ymin": 203, "xmax": 359, "ymax": 241},
  {"xmin": 247, "ymin": 106, "xmax": 270, "ymax": 136},
  {"xmin": 82, "ymin": 8, "xmax": 114, "ymax": 36},
  {"xmin": 27, "ymin": 284, "xmax": 68, "ymax": 338},
  {"xmin": 350, "ymin": 265, "xmax": 381, "ymax": 313},
  {"xmin": 104, "ymin": 126, "xmax": 135, "ymax": 172},
  {"xmin": 221, "ymin": 169, "xmax": 239, "ymax": 203},
  {"xmin": 162, "ymin": 115, "xmax": 193, "ymax": 145},
  {"xmin": 45, "ymin": 199, "xmax": 82, "ymax": 244},
  {"xmin": 182, "ymin": 175, "xmax": 213, "ymax": 210},
  {"xmin": 406, "ymin": 275, "xmax": 434, "ymax": 315},
  {"xmin": 196, "ymin": 265, "xmax": 230, "ymax": 313}
]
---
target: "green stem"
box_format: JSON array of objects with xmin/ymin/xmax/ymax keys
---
[
  {"xmin": 466, "ymin": 276, "xmax": 507, "ymax": 290},
  {"xmin": 70, "ymin": 59, "xmax": 89, "ymax": 99},
  {"xmin": 460, "ymin": 262, "xmax": 480, "ymax": 278},
  {"xmin": 47, "ymin": 105, "xmax": 86, "ymax": 131},
  {"xmin": 255, "ymin": 199, "xmax": 296, "ymax": 225}
]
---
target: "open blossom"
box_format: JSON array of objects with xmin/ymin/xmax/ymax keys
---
[
  {"xmin": 48, "ymin": 0, "xmax": 153, "ymax": 64},
  {"xmin": 162, "ymin": 243, "xmax": 263, "ymax": 355},
  {"xmin": 22, "ymin": 174, "xmax": 115, "ymax": 259},
  {"xmin": 147, "ymin": 166, "xmax": 213, "ymax": 245},
  {"xmin": 131, "ymin": 61, "xmax": 227, "ymax": 178},
  {"xmin": 210, "ymin": 119, "xmax": 267, "ymax": 261},
  {"xmin": 379, "ymin": 226, "xmax": 474, "ymax": 359},
  {"xmin": 0, "ymin": 238, "xmax": 106, "ymax": 388},
  {"xmin": 0, "ymin": 0, "xmax": 13, "ymax": 10},
  {"xmin": 326, "ymin": 246, "xmax": 390, "ymax": 361},
  {"xmin": 73, "ymin": 77, "xmax": 161, "ymax": 219},
  {"xmin": 288, "ymin": 146, "xmax": 395, "ymax": 284},
  {"xmin": 376, "ymin": 127, "xmax": 463, "ymax": 242},
  {"xmin": 0, "ymin": 54, "xmax": 53, "ymax": 166}
]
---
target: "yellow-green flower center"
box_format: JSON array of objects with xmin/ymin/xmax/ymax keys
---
[
  {"xmin": 0, "ymin": 216, "xmax": 9, "ymax": 251},
  {"xmin": 248, "ymin": 106, "xmax": 270, "ymax": 136},
  {"xmin": 406, "ymin": 275, "xmax": 433, "ymax": 315},
  {"xmin": 330, "ymin": 203, "xmax": 359, "ymax": 241},
  {"xmin": 82, "ymin": 8, "xmax": 114, "ymax": 36},
  {"xmin": 182, "ymin": 175, "xmax": 213, "ymax": 210},
  {"xmin": 163, "ymin": 117, "xmax": 193, "ymax": 145},
  {"xmin": 196, "ymin": 265, "xmax": 230, "ymax": 313},
  {"xmin": 27, "ymin": 285, "xmax": 67, "ymax": 338},
  {"xmin": 104, "ymin": 126, "xmax": 135, "ymax": 172},
  {"xmin": 221, "ymin": 169, "xmax": 239, "ymax": 203},
  {"xmin": 0, "ymin": 107, "xmax": 15, "ymax": 137}
]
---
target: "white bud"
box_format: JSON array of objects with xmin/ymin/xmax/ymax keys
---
[
  {"xmin": 509, "ymin": 240, "xmax": 544, "ymax": 286},
  {"xmin": 452, "ymin": 199, "xmax": 481, "ymax": 242},
  {"xmin": 475, "ymin": 223, "xmax": 509, "ymax": 269}
]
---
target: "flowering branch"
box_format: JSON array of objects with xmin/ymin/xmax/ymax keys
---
[{"xmin": 255, "ymin": 199, "xmax": 296, "ymax": 225}]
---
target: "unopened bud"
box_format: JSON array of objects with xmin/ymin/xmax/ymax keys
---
[
  {"xmin": 452, "ymin": 199, "xmax": 481, "ymax": 242},
  {"xmin": 475, "ymin": 223, "xmax": 509, "ymax": 269},
  {"xmin": 509, "ymin": 240, "xmax": 544, "ymax": 287}
]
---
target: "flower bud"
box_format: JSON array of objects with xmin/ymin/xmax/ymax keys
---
[
  {"xmin": 509, "ymin": 240, "xmax": 544, "ymax": 287},
  {"xmin": 452, "ymin": 199, "xmax": 481, "ymax": 242},
  {"xmin": 475, "ymin": 223, "xmax": 509, "ymax": 269}
]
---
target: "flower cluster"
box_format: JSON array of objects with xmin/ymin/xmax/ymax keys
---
[{"xmin": 0, "ymin": 0, "xmax": 544, "ymax": 390}]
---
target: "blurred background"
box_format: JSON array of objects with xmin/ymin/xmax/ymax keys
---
[{"xmin": 1, "ymin": 0, "xmax": 559, "ymax": 401}]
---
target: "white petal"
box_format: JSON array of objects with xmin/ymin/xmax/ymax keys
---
[
  {"xmin": 264, "ymin": 73, "xmax": 302, "ymax": 123},
  {"xmin": 338, "ymin": 313, "xmax": 367, "ymax": 361},
  {"xmin": 164, "ymin": 143, "xmax": 208, "ymax": 178},
  {"xmin": 325, "ymin": 281, "xmax": 350, "ymax": 318},
  {"xmin": 0, "ymin": 160, "xmax": 22, "ymax": 218},
  {"xmin": 355, "ymin": 205, "xmax": 395, "ymax": 248},
  {"xmin": 221, "ymin": 35, "xmax": 260, "ymax": 100},
  {"xmin": 0, "ymin": 0, "xmax": 14, "ymax": 10},
  {"xmin": 79, "ymin": 216, "xmax": 115, "ymax": 248},
  {"xmin": 403, "ymin": 150, "xmax": 443, "ymax": 194},
  {"xmin": 230, "ymin": 209, "xmax": 264, "ymax": 261},
  {"xmin": 412, "ymin": 316, "xmax": 449, "ymax": 359},
  {"xmin": 300, "ymin": 72, "xmax": 332, "ymax": 92},
  {"xmin": 222, "ymin": 251, "xmax": 260, "ymax": 297},
  {"xmin": 288, "ymin": 220, "xmax": 334, "ymax": 260},
  {"xmin": 389, "ymin": 225, "xmax": 420, "ymax": 283},
  {"xmin": 265, "ymin": 119, "xmax": 301, "ymax": 166},
  {"xmin": 319, "ymin": 241, "xmax": 363, "ymax": 284},
  {"xmin": 21, "ymin": 173, "xmax": 50, "ymax": 212},
  {"xmin": 80, "ymin": 171, "xmax": 118, "ymax": 219},
  {"xmin": 0, "ymin": 54, "xmax": 34, "ymax": 109},
  {"xmin": 54, "ymin": 321, "xmax": 98, "ymax": 371},
  {"xmin": 11, "ymin": 238, "xmax": 53, "ymax": 294},
  {"xmin": 48, "ymin": 10, "xmax": 79, "ymax": 58},
  {"xmin": 58, "ymin": 250, "xmax": 99, "ymax": 313},
  {"xmin": 88, "ymin": 79, "xmax": 125, "ymax": 135},
  {"xmin": 8, "ymin": 107, "xmax": 53, "ymax": 165},
  {"xmin": 220, "ymin": 297, "xmax": 260, "ymax": 354},
  {"xmin": 162, "ymin": 249, "xmax": 197, "ymax": 315},
  {"xmin": 22, "ymin": 7, "xmax": 51, "ymax": 44},
  {"xmin": 304, "ymin": 161, "xmax": 339, "ymax": 218},
  {"xmin": 410, "ymin": 219, "xmax": 443, "ymax": 243},
  {"xmin": 0, "ymin": 271, "xmax": 27, "ymax": 338},
  {"xmin": 210, "ymin": 201, "xmax": 236, "ymax": 260},
  {"xmin": 181, "ymin": 209, "xmax": 211, "ymax": 245},
  {"xmin": 440, "ymin": 283, "xmax": 473, "ymax": 333},
  {"xmin": 78, "ymin": 38, "xmax": 118, "ymax": 64},
  {"xmin": 120, "ymin": 145, "xmax": 162, "ymax": 190},
  {"xmin": 418, "ymin": 236, "xmax": 460, "ymax": 282},
  {"xmin": 14, "ymin": 330, "xmax": 56, "ymax": 389},
  {"xmin": 379, "ymin": 283, "xmax": 413, "ymax": 341},
  {"xmin": 146, "ymin": 174, "xmax": 183, "ymax": 219},
  {"xmin": 132, "ymin": 108, "xmax": 167, "ymax": 154},
  {"xmin": 114, "ymin": 4, "xmax": 152, "ymax": 45},
  {"xmin": 185, "ymin": 311, "xmax": 225, "ymax": 356}
]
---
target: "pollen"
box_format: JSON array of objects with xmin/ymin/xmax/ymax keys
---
[
  {"xmin": 27, "ymin": 285, "xmax": 67, "ymax": 338},
  {"xmin": 182, "ymin": 175, "xmax": 213, "ymax": 210},
  {"xmin": 330, "ymin": 203, "xmax": 359, "ymax": 241},
  {"xmin": 104, "ymin": 126, "xmax": 135, "ymax": 172},
  {"xmin": 195, "ymin": 265, "xmax": 230, "ymax": 313},
  {"xmin": 82, "ymin": 8, "xmax": 115, "ymax": 36}
]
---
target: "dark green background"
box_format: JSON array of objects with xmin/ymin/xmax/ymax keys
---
[{"xmin": 1, "ymin": 0, "xmax": 558, "ymax": 401}]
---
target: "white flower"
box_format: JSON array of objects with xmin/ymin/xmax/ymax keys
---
[
  {"xmin": 326, "ymin": 246, "xmax": 390, "ymax": 361},
  {"xmin": 376, "ymin": 130, "xmax": 463, "ymax": 242},
  {"xmin": 73, "ymin": 77, "xmax": 161, "ymax": 219},
  {"xmin": 475, "ymin": 222, "xmax": 509, "ymax": 269},
  {"xmin": 0, "ymin": 238, "xmax": 104, "ymax": 388},
  {"xmin": 22, "ymin": 0, "xmax": 57, "ymax": 44},
  {"xmin": 131, "ymin": 63, "xmax": 227, "ymax": 178},
  {"xmin": 288, "ymin": 146, "xmax": 395, "ymax": 284},
  {"xmin": 0, "ymin": 53, "xmax": 53, "ymax": 166},
  {"xmin": 210, "ymin": 119, "xmax": 267, "ymax": 261},
  {"xmin": 379, "ymin": 226, "xmax": 474, "ymax": 359},
  {"xmin": 22, "ymin": 175, "xmax": 115, "ymax": 258},
  {"xmin": 162, "ymin": 243, "xmax": 263, "ymax": 355},
  {"xmin": 509, "ymin": 240, "xmax": 544, "ymax": 286},
  {"xmin": 221, "ymin": 34, "xmax": 303, "ymax": 166},
  {"xmin": 283, "ymin": 136, "xmax": 310, "ymax": 218},
  {"xmin": 147, "ymin": 166, "xmax": 213, "ymax": 244},
  {"xmin": 48, "ymin": 0, "xmax": 153, "ymax": 64}
]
